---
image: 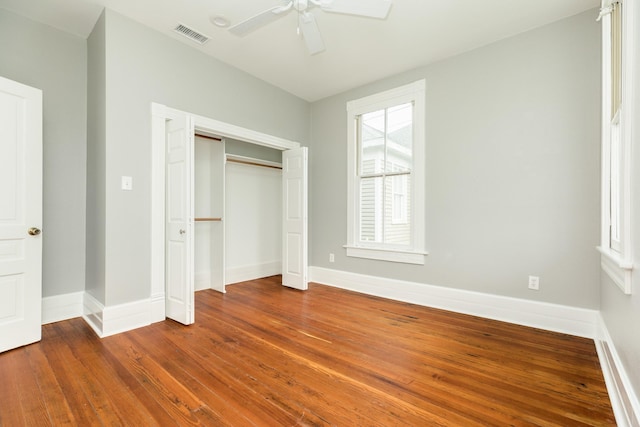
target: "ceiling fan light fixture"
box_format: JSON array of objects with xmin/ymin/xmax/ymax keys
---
[
  {"xmin": 294, "ymin": 0, "xmax": 309, "ymax": 12},
  {"xmin": 229, "ymin": 0, "xmax": 392, "ymax": 53}
]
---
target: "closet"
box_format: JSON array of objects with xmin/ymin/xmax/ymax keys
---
[
  {"xmin": 194, "ymin": 135, "xmax": 283, "ymax": 294},
  {"xmin": 157, "ymin": 105, "xmax": 308, "ymax": 326}
]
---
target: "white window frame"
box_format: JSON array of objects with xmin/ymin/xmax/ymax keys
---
[
  {"xmin": 345, "ymin": 80, "xmax": 427, "ymax": 265},
  {"xmin": 598, "ymin": 0, "xmax": 634, "ymax": 294}
]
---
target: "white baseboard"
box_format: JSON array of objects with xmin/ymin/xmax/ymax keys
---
[
  {"xmin": 101, "ymin": 299, "xmax": 152, "ymax": 337},
  {"xmin": 150, "ymin": 292, "xmax": 165, "ymax": 323},
  {"xmin": 595, "ymin": 315, "xmax": 640, "ymax": 427},
  {"xmin": 82, "ymin": 292, "xmax": 104, "ymax": 337},
  {"xmin": 225, "ymin": 261, "xmax": 281, "ymax": 285},
  {"xmin": 42, "ymin": 291, "xmax": 84, "ymax": 324},
  {"xmin": 82, "ymin": 292, "xmax": 154, "ymax": 338},
  {"xmin": 309, "ymin": 266, "xmax": 598, "ymax": 338}
]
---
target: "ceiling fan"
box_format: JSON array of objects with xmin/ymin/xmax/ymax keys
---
[{"xmin": 229, "ymin": 0, "xmax": 393, "ymax": 55}]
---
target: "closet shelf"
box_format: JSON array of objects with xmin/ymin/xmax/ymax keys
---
[{"xmin": 226, "ymin": 154, "xmax": 282, "ymax": 170}]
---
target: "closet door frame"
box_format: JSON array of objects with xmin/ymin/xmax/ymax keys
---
[{"xmin": 150, "ymin": 103, "xmax": 303, "ymax": 323}]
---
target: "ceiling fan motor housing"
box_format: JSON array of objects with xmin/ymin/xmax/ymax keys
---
[{"xmin": 294, "ymin": 0, "xmax": 309, "ymax": 12}]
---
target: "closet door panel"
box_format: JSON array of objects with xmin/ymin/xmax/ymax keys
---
[
  {"xmin": 282, "ymin": 147, "xmax": 308, "ymax": 290},
  {"xmin": 165, "ymin": 113, "xmax": 194, "ymax": 324}
]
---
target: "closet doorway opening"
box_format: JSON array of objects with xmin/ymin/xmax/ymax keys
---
[
  {"xmin": 194, "ymin": 135, "xmax": 284, "ymax": 293},
  {"xmin": 151, "ymin": 103, "xmax": 308, "ymax": 326}
]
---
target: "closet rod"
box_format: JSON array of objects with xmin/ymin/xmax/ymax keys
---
[
  {"xmin": 226, "ymin": 157, "xmax": 282, "ymax": 170},
  {"xmin": 194, "ymin": 217, "xmax": 222, "ymax": 222},
  {"xmin": 195, "ymin": 133, "xmax": 222, "ymax": 142}
]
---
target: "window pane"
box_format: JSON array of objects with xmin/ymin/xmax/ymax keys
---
[
  {"xmin": 359, "ymin": 110, "xmax": 385, "ymax": 175},
  {"xmin": 386, "ymin": 103, "xmax": 413, "ymax": 173},
  {"xmin": 611, "ymin": 1, "xmax": 622, "ymax": 119},
  {"xmin": 359, "ymin": 176, "xmax": 382, "ymax": 243},
  {"xmin": 385, "ymin": 175, "xmax": 411, "ymax": 245}
]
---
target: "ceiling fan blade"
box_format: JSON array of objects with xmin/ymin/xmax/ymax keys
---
[
  {"xmin": 299, "ymin": 12, "xmax": 325, "ymax": 55},
  {"xmin": 229, "ymin": 3, "xmax": 292, "ymax": 36},
  {"xmin": 319, "ymin": 0, "xmax": 392, "ymax": 19}
]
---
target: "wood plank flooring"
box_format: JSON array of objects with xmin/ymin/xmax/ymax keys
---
[{"xmin": 0, "ymin": 276, "xmax": 615, "ymax": 426}]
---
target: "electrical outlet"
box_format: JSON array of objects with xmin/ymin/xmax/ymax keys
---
[
  {"xmin": 528, "ymin": 275, "xmax": 540, "ymax": 290},
  {"xmin": 329, "ymin": 253, "xmax": 335, "ymax": 263}
]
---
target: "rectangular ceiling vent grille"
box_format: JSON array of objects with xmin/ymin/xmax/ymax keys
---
[{"xmin": 173, "ymin": 24, "xmax": 210, "ymax": 45}]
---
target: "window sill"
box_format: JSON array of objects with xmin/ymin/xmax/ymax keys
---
[
  {"xmin": 597, "ymin": 246, "xmax": 633, "ymax": 295},
  {"xmin": 344, "ymin": 245, "xmax": 427, "ymax": 265}
]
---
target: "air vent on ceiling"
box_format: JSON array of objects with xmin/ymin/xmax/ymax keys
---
[{"xmin": 173, "ymin": 23, "xmax": 210, "ymax": 45}]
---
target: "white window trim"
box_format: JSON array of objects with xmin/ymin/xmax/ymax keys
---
[
  {"xmin": 344, "ymin": 246, "xmax": 427, "ymax": 265},
  {"xmin": 598, "ymin": 0, "xmax": 634, "ymax": 294},
  {"xmin": 345, "ymin": 80, "xmax": 427, "ymax": 264}
]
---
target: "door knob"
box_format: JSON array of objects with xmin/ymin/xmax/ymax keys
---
[
  {"xmin": 179, "ymin": 229, "xmax": 186, "ymax": 235},
  {"xmin": 28, "ymin": 227, "xmax": 41, "ymax": 236}
]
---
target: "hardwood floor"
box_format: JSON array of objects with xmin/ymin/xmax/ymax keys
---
[{"xmin": 0, "ymin": 276, "xmax": 615, "ymax": 426}]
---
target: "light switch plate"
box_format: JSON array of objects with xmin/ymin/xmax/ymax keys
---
[{"xmin": 121, "ymin": 176, "xmax": 133, "ymax": 191}]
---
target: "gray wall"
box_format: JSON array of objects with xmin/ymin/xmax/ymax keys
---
[
  {"xmin": 599, "ymin": 0, "xmax": 640, "ymax": 400},
  {"xmin": 0, "ymin": 9, "xmax": 87, "ymax": 298},
  {"xmin": 94, "ymin": 10, "xmax": 310, "ymax": 305},
  {"xmin": 86, "ymin": 11, "xmax": 106, "ymax": 303},
  {"xmin": 309, "ymin": 9, "xmax": 601, "ymax": 308}
]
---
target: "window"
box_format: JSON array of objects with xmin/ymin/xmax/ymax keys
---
[
  {"xmin": 345, "ymin": 80, "xmax": 426, "ymax": 264},
  {"xmin": 598, "ymin": 0, "xmax": 634, "ymax": 294}
]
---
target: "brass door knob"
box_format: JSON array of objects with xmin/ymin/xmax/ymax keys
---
[{"xmin": 28, "ymin": 227, "xmax": 41, "ymax": 236}]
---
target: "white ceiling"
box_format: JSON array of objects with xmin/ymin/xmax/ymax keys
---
[{"xmin": 0, "ymin": 0, "xmax": 599, "ymax": 101}]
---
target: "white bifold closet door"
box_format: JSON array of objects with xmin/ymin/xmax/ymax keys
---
[
  {"xmin": 165, "ymin": 113, "xmax": 195, "ymax": 325},
  {"xmin": 282, "ymin": 147, "xmax": 308, "ymax": 290}
]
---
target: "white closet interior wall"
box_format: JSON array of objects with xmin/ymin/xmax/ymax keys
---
[
  {"xmin": 194, "ymin": 136, "xmax": 282, "ymax": 290},
  {"xmin": 194, "ymin": 136, "xmax": 225, "ymax": 291},
  {"xmin": 225, "ymin": 160, "xmax": 282, "ymax": 284}
]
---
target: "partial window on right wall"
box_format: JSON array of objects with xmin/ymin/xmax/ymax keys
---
[{"xmin": 598, "ymin": 0, "xmax": 634, "ymax": 294}]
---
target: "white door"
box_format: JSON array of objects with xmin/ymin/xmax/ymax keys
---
[
  {"xmin": 0, "ymin": 76, "xmax": 43, "ymax": 352},
  {"xmin": 165, "ymin": 113, "xmax": 194, "ymax": 325},
  {"xmin": 282, "ymin": 147, "xmax": 308, "ymax": 290}
]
